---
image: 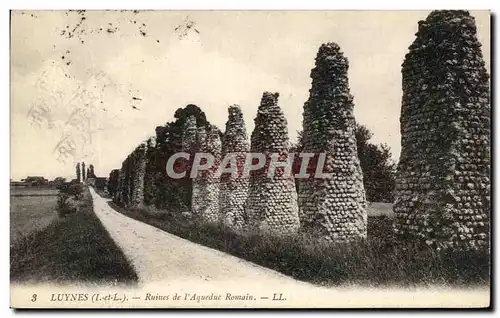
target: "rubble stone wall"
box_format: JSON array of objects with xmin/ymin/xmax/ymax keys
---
[
  {"xmin": 130, "ymin": 143, "xmax": 147, "ymax": 209},
  {"xmin": 114, "ymin": 156, "xmax": 131, "ymax": 207},
  {"xmin": 113, "ymin": 161, "xmax": 126, "ymax": 205},
  {"xmin": 245, "ymin": 92, "xmax": 300, "ymax": 235},
  {"xmin": 298, "ymin": 42, "xmax": 367, "ymax": 242},
  {"xmin": 219, "ymin": 105, "xmax": 250, "ymax": 230},
  {"xmin": 192, "ymin": 125, "xmax": 222, "ymax": 223},
  {"xmin": 182, "ymin": 116, "xmax": 198, "ymax": 154},
  {"xmin": 394, "ymin": 10, "xmax": 491, "ymax": 250},
  {"xmin": 143, "ymin": 136, "xmax": 157, "ymax": 207},
  {"xmin": 179, "ymin": 116, "xmax": 198, "ymax": 214},
  {"xmin": 113, "ymin": 142, "xmax": 149, "ymax": 209}
]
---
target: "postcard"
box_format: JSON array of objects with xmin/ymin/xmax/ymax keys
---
[{"xmin": 10, "ymin": 9, "xmax": 491, "ymax": 309}]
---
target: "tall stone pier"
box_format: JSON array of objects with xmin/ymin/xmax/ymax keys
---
[
  {"xmin": 245, "ymin": 92, "xmax": 300, "ymax": 236},
  {"xmin": 192, "ymin": 125, "xmax": 222, "ymax": 223},
  {"xmin": 394, "ymin": 10, "xmax": 490, "ymax": 250},
  {"xmin": 114, "ymin": 155, "xmax": 133, "ymax": 207},
  {"xmin": 113, "ymin": 161, "xmax": 127, "ymax": 206},
  {"xmin": 143, "ymin": 136, "xmax": 157, "ymax": 207},
  {"xmin": 130, "ymin": 142, "xmax": 147, "ymax": 209},
  {"xmin": 298, "ymin": 42, "xmax": 367, "ymax": 242},
  {"xmin": 182, "ymin": 116, "xmax": 198, "ymax": 154},
  {"xmin": 180, "ymin": 116, "xmax": 198, "ymax": 214},
  {"xmin": 219, "ymin": 105, "xmax": 250, "ymax": 230}
]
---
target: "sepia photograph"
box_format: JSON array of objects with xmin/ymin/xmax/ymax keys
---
[{"xmin": 9, "ymin": 9, "xmax": 491, "ymax": 309}]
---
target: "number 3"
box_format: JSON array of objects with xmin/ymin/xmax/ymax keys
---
[{"xmin": 31, "ymin": 294, "xmax": 37, "ymax": 302}]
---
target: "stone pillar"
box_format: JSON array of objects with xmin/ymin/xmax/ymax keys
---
[
  {"xmin": 191, "ymin": 126, "xmax": 206, "ymax": 219},
  {"xmin": 192, "ymin": 125, "xmax": 222, "ymax": 223},
  {"xmin": 143, "ymin": 136, "xmax": 157, "ymax": 207},
  {"xmin": 124, "ymin": 156, "xmax": 132, "ymax": 207},
  {"xmin": 394, "ymin": 10, "xmax": 490, "ymax": 250},
  {"xmin": 182, "ymin": 116, "xmax": 198, "ymax": 154},
  {"xmin": 113, "ymin": 162, "xmax": 126, "ymax": 206},
  {"xmin": 181, "ymin": 116, "xmax": 197, "ymax": 214},
  {"xmin": 298, "ymin": 42, "xmax": 367, "ymax": 242},
  {"xmin": 114, "ymin": 157, "xmax": 131, "ymax": 207},
  {"xmin": 245, "ymin": 92, "xmax": 300, "ymax": 236},
  {"xmin": 130, "ymin": 143, "xmax": 147, "ymax": 209},
  {"xmin": 220, "ymin": 105, "xmax": 250, "ymax": 230}
]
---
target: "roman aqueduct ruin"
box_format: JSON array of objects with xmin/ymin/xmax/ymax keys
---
[{"xmin": 111, "ymin": 10, "xmax": 490, "ymax": 250}]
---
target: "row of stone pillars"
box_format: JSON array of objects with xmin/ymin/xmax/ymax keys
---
[
  {"xmin": 112, "ymin": 10, "xmax": 489, "ymax": 249},
  {"xmin": 176, "ymin": 45, "xmax": 366, "ymax": 241}
]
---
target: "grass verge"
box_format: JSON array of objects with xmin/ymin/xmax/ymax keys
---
[
  {"xmin": 109, "ymin": 202, "xmax": 489, "ymax": 288},
  {"xmin": 11, "ymin": 187, "xmax": 138, "ymax": 286}
]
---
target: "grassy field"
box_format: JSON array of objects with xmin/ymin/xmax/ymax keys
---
[
  {"xmin": 109, "ymin": 201, "xmax": 489, "ymax": 288},
  {"xmin": 11, "ymin": 187, "xmax": 138, "ymax": 286},
  {"xmin": 10, "ymin": 189, "xmax": 59, "ymax": 245},
  {"xmin": 10, "ymin": 187, "xmax": 59, "ymax": 197}
]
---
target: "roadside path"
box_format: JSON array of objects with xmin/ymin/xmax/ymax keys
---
[
  {"xmin": 88, "ymin": 187, "xmax": 300, "ymax": 285},
  {"xmin": 87, "ymin": 187, "xmax": 489, "ymax": 308}
]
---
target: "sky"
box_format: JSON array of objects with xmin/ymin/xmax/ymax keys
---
[{"xmin": 10, "ymin": 10, "xmax": 490, "ymax": 181}]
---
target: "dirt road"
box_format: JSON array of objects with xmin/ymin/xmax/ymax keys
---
[
  {"xmin": 89, "ymin": 187, "xmax": 299, "ymax": 286},
  {"xmin": 85, "ymin": 187, "xmax": 489, "ymax": 308}
]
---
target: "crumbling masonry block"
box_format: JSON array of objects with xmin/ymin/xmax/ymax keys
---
[
  {"xmin": 245, "ymin": 92, "xmax": 300, "ymax": 236},
  {"xmin": 298, "ymin": 42, "xmax": 367, "ymax": 242},
  {"xmin": 394, "ymin": 10, "xmax": 491, "ymax": 250}
]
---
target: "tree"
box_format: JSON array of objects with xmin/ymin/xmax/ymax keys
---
[
  {"xmin": 57, "ymin": 181, "xmax": 84, "ymax": 201},
  {"xmin": 151, "ymin": 104, "xmax": 213, "ymax": 211},
  {"xmin": 88, "ymin": 164, "xmax": 96, "ymax": 178},
  {"xmin": 355, "ymin": 123, "xmax": 396, "ymax": 203},
  {"xmin": 52, "ymin": 177, "xmax": 66, "ymax": 187},
  {"xmin": 67, "ymin": 184, "xmax": 84, "ymax": 200},
  {"xmin": 76, "ymin": 163, "xmax": 81, "ymax": 183},
  {"xmin": 95, "ymin": 178, "xmax": 107, "ymax": 191},
  {"xmin": 82, "ymin": 162, "xmax": 86, "ymax": 181},
  {"xmin": 113, "ymin": 104, "xmax": 218, "ymax": 210},
  {"xmin": 107, "ymin": 169, "xmax": 120, "ymax": 197}
]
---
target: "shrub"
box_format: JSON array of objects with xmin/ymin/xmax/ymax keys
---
[
  {"xmin": 56, "ymin": 182, "xmax": 84, "ymax": 217},
  {"xmin": 56, "ymin": 192, "xmax": 75, "ymax": 218},
  {"xmin": 67, "ymin": 184, "xmax": 84, "ymax": 200}
]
